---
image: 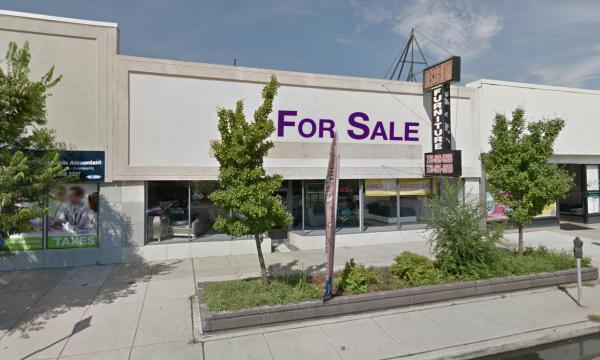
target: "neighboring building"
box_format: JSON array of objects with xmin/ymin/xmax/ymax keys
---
[{"xmin": 0, "ymin": 10, "xmax": 598, "ymax": 270}]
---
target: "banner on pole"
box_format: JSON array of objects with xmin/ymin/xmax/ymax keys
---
[{"xmin": 323, "ymin": 133, "xmax": 340, "ymax": 300}]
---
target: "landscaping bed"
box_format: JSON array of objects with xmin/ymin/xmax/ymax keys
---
[{"xmin": 198, "ymin": 247, "xmax": 598, "ymax": 332}]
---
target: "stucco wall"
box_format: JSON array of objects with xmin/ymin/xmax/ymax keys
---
[
  {"xmin": 0, "ymin": 11, "xmax": 118, "ymax": 180},
  {"xmin": 116, "ymin": 56, "xmax": 481, "ymax": 180},
  {"xmin": 468, "ymin": 79, "xmax": 600, "ymax": 160}
]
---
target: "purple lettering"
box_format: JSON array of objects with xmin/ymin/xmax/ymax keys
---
[
  {"xmin": 347, "ymin": 112, "xmax": 370, "ymax": 140},
  {"xmin": 389, "ymin": 122, "xmax": 403, "ymax": 141},
  {"xmin": 277, "ymin": 110, "xmax": 297, "ymax": 137},
  {"xmin": 319, "ymin": 119, "xmax": 335, "ymax": 138},
  {"xmin": 370, "ymin": 121, "xmax": 388, "ymax": 140},
  {"xmin": 298, "ymin": 118, "xmax": 317, "ymax": 138},
  {"xmin": 405, "ymin": 122, "xmax": 419, "ymax": 141}
]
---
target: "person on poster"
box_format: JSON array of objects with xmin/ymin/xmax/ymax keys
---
[{"xmin": 52, "ymin": 186, "xmax": 69, "ymax": 224}]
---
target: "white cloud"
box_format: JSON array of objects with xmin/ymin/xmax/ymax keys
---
[
  {"xmin": 528, "ymin": 46, "xmax": 600, "ymax": 87},
  {"xmin": 333, "ymin": 36, "xmax": 353, "ymax": 44},
  {"xmin": 351, "ymin": 0, "xmax": 502, "ymax": 61}
]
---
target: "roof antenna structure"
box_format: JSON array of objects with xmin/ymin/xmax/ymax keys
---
[{"xmin": 386, "ymin": 28, "xmax": 429, "ymax": 82}]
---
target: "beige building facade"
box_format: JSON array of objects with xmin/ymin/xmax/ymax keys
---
[{"xmin": 0, "ymin": 10, "xmax": 598, "ymax": 270}]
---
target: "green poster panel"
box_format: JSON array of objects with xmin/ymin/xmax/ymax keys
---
[
  {"xmin": 47, "ymin": 235, "xmax": 98, "ymax": 249},
  {"xmin": 4, "ymin": 236, "xmax": 44, "ymax": 251}
]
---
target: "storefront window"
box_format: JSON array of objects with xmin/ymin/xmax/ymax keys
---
[
  {"xmin": 560, "ymin": 165, "xmax": 585, "ymax": 217},
  {"xmin": 304, "ymin": 181, "xmax": 325, "ymax": 233},
  {"xmin": 587, "ymin": 165, "xmax": 600, "ymax": 214},
  {"xmin": 189, "ymin": 181, "xmax": 228, "ymax": 239},
  {"xmin": 5, "ymin": 184, "xmax": 100, "ymax": 251},
  {"xmin": 399, "ymin": 179, "xmax": 432, "ymax": 226},
  {"xmin": 363, "ymin": 179, "xmax": 431, "ymax": 231},
  {"xmin": 364, "ymin": 179, "xmax": 398, "ymax": 232},
  {"xmin": 146, "ymin": 181, "xmax": 189, "ymax": 243},
  {"xmin": 337, "ymin": 180, "xmax": 360, "ymax": 231},
  {"xmin": 290, "ymin": 180, "xmax": 303, "ymax": 230},
  {"xmin": 48, "ymin": 184, "xmax": 99, "ymax": 249}
]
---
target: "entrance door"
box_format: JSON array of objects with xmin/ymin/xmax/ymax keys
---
[{"xmin": 559, "ymin": 164, "xmax": 585, "ymax": 221}]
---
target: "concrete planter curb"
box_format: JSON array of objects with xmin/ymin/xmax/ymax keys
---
[{"xmin": 198, "ymin": 267, "xmax": 598, "ymax": 333}]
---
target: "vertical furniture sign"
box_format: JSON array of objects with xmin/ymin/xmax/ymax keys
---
[
  {"xmin": 431, "ymin": 83, "xmax": 451, "ymax": 152},
  {"xmin": 324, "ymin": 134, "xmax": 339, "ymax": 300},
  {"xmin": 423, "ymin": 56, "xmax": 462, "ymax": 177}
]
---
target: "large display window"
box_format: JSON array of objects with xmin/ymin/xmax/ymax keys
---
[
  {"xmin": 587, "ymin": 165, "xmax": 599, "ymax": 214},
  {"xmin": 146, "ymin": 181, "xmax": 229, "ymax": 243},
  {"xmin": 364, "ymin": 179, "xmax": 431, "ymax": 231},
  {"xmin": 4, "ymin": 183, "xmax": 99, "ymax": 250}
]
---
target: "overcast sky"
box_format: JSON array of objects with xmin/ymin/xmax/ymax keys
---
[{"xmin": 3, "ymin": 0, "xmax": 600, "ymax": 89}]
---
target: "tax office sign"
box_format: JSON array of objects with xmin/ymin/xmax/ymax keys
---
[{"xmin": 422, "ymin": 56, "xmax": 462, "ymax": 177}]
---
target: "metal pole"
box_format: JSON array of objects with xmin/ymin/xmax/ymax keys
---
[
  {"xmin": 396, "ymin": 179, "xmax": 401, "ymax": 230},
  {"xmin": 188, "ymin": 181, "xmax": 192, "ymax": 240},
  {"xmin": 574, "ymin": 236, "xmax": 584, "ymax": 306},
  {"xmin": 359, "ymin": 180, "xmax": 364, "ymax": 232},
  {"xmin": 577, "ymin": 258, "xmax": 582, "ymax": 306},
  {"xmin": 301, "ymin": 180, "xmax": 305, "ymax": 234}
]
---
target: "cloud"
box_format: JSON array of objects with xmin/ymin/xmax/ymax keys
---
[
  {"xmin": 351, "ymin": 0, "xmax": 502, "ymax": 61},
  {"xmin": 527, "ymin": 45, "xmax": 600, "ymax": 88},
  {"xmin": 333, "ymin": 36, "xmax": 353, "ymax": 44}
]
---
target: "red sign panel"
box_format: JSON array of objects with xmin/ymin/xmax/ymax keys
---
[{"xmin": 423, "ymin": 56, "xmax": 461, "ymax": 91}]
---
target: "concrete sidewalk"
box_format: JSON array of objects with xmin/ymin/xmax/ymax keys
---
[
  {"xmin": 200, "ymin": 285, "xmax": 600, "ymax": 360},
  {"xmin": 1, "ymin": 234, "xmax": 600, "ymax": 360}
]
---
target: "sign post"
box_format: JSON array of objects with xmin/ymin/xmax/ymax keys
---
[
  {"xmin": 422, "ymin": 56, "xmax": 462, "ymax": 177},
  {"xmin": 574, "ymin": 236, "xmax": 584, "ymax": 306},
  {"xmin": 323, "ymin": 134, "xmax": 340, "ymax": 301}
]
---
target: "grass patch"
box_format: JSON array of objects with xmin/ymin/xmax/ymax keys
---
[{"xmin": 202, "ymin": 273, "xmax": 321, "ymax": 312}]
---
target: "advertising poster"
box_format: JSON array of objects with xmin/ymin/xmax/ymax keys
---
[
  {"xmin": 486, "ymin": 192, "xmax": 556, "ymax": 220},
  {"xmin": 399, "ymin": 179, "xmax": 432, "ymax": 196},
  {"xmin": 47, "ymin": 184, "xmax": 99, "ymax": 249},
  {"xmin": 587, "ymin": 165, "xmax": 599, "ymax": 214},
  {"xmin": 365, "ymin": 179, "xmax": 432, "ymax": 197},
  {"xmin": 4, "ymin": 202, "xmax": 44, "ymax": 250}
]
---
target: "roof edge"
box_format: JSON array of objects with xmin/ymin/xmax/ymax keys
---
[
  {"xmin": 0, "ymin": 9, "xmax": 118, "ymax": 28},
  {"xmin": 467, "ymin": 78, "xmax": 600, "ymax": 95}
]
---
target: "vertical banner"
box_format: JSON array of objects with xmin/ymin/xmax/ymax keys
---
[
  {"xmin": 323, "ymin": 134, "xmax": 339, "ymax": 300},
  {"xmin": 431, "ymin": 83, "xmax": 452, "ymax": 152}
]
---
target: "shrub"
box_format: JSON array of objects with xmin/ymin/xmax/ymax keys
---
[
  {"xmin": 334, "ymin": 259, "xmax": 378, "ymax": 294},
  {"xmin": 425, "ymin": 180, "xmax": 505, "ymax": 278},
  {"xmin": 488, "ymin": 246, "xmax": 591, "ymax": 277},
  {"xmin": 391, "ymin": 251, "xmax": 441, "ymax": 286}
]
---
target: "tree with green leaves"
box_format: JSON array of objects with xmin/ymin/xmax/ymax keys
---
[
  {"xmin": 0, "ymin": 42, "xmax": 66, "ymax": 256},
  {"xmin": 481, "ymin": 107, "xmax": 572, "ymax": 255},
  {"xmin": 211, "ymin": 75, "xmax": 292, "ymax": 285}
]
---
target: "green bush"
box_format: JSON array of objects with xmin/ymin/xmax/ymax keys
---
[
  {"xmin": 391, "ymin": 251, "xmax": 441, "ymax": 286},
  {"xmin": 425, "ymin": 180, "xmax": 505, "ymax": 278},
  {"xmin": 487, "ymin": 246, "xmax": 591, "ymax": 277},
  {"xmin": 334, "ymin": 259, "xmax": 378, "ymax": 294}
]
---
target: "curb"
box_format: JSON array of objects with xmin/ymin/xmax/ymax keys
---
[{"xmin": 404, "ymin": 321, "xmax": 600, "ymax": 359}]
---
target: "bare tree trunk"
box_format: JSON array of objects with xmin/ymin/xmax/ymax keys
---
[
  {"xmin": 255, "ymin": 234, "xmax": 269, "ymax": 286},
  {"xmin": 518, "ymin": 224, "xmax": 524, "ymax": 256}
]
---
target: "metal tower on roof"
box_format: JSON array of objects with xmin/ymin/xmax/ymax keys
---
[{"xmin": 387, "ymin": 28, "xmax": 429, "ymax": 82}]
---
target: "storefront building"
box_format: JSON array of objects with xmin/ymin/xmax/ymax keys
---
[{"xmin": 1, "ymin": 10, "xmax": 599, "ymax": 270}]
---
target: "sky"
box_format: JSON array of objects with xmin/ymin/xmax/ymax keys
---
[{"xmin": 3, "ymin": 0, "xmax": 600, "ymax": 89}]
